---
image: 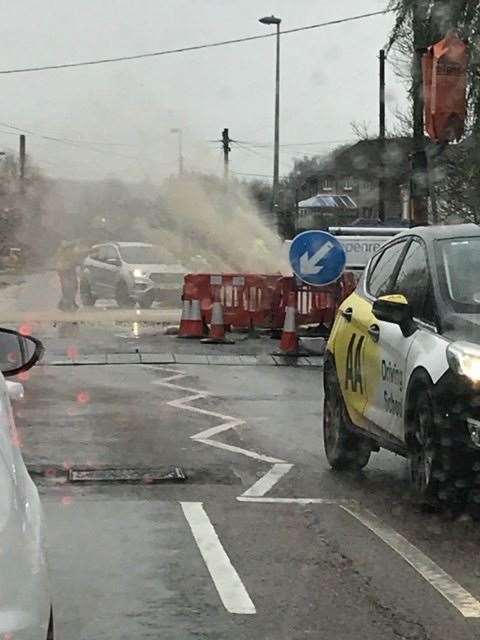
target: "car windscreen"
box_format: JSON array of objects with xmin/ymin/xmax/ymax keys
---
[
  {"xmin": 436, "ymin": 236, "xmax": 480, "ymax": 312},
  {"xmin": 118, "ymin": 246, "xmax": 167, "ymax": 264}
]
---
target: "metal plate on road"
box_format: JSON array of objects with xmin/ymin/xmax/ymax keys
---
[
  {"xmin": 68, "ymin": 466, "xmax": 187, "ymax": 483},
  {"xmin": 289, "ymin": 231, "xmax": 346, "ymax": 286}
]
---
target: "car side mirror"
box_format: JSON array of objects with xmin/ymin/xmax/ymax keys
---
[
  {"xmin": 372, "ymin": 294, "xmax": 416, "ymax": 337},
  {"xmin": 107, "ymin": 257, "xmax": 121, "ymax": 267},
  {"xmin": 0, "ymin": 329, "xmax": 44, "ymax": 378}
]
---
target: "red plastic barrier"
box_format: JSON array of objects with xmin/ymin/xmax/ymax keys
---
[
  {"xmin": 182, "ymin": 272, "xmax": 357, "ymax": 330},
  {"xmin": 183, "ymin": 273, "xmax": 281, "ymax": 329},
  {"xmin": 272, "ymin": 278, "xmax": 339, "ymax": 330}
]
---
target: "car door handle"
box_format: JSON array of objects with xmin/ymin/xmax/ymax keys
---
[
  {"xmin": 341, "ymin": 307, "xmax": 353, "ymax": 322},
  {"xmin": 368, "ymin": 324, "xmax": 380, "ymax": 342}
]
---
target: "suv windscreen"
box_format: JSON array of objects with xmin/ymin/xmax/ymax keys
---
[
  {"xmin": 119, "ymin": 246, "xmax": 165, "ymax": 264},
  {"xmin": 436, "ymin": 237, "xmax": 480, "ymax": 312}
]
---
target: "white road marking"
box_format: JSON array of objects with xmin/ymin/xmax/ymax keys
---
[
  {"xmin": 181, "ymin": 502, "xmax": 256, "ymax": 615},
  {"xmin": 154, "ymin": 366, "xmax": 480, "ymax": 617},
  {"xmin": 152, "ymin": 367, "xmax": 286, "ymax": 464},
  {"xmin": 193, "ymin": 437, "xmax": 283, "ymax": 464},
  {"xmin": 341, "ymin": 504, "xmax": 480, "ymax": 618},
  {"xmin": 237, "ymin": 496, "xmax": 340, "ymax": 505},
  {"xmin": 241, "ymin": 463, "xmax": 294, "ymax": 497}
]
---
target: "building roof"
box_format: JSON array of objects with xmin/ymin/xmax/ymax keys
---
[{"xmin": 298, "ymin": 194, "xmax": 357, "ymax": 209}]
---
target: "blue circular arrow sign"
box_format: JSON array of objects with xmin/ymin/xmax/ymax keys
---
[{"xmin": 289, "ymin": 230, "xmax": 346, "ymax": 286}]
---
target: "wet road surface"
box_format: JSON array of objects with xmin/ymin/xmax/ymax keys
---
[
  {"xmin": 15, "ymin": 351, "xmax": 480, "ymax": 639},
  {"xmin": 5, "ymin": 272, "xmax": 480, "ymax": 638}
]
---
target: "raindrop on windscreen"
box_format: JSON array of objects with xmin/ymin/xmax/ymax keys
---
[{"xmin": 76, "ymin": 390, "xmax": 90, "ymax": 404}]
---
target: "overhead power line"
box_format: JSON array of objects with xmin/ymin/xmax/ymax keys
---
[
  {"xmin": 232, "ymin": 171, "xmax": 273, "ymax": 179},
  {"xmin": 237, "ymin": 139, "xmax": 353, "ymax": 148},
  {"xmin": 231, "ymin": 140, "xmax": 292, "ymax": 170},
  {"xmin": 0, "ymin": 121, "xmax": 142, "ymax": 162},
  {"xmin": 0, "ymin": 9, "xmax": 393, "ymax": 75}
]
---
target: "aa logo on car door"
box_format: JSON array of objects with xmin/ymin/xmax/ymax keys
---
[
  {"xmin": 330, "ymin": 293, "xmax": 376, "ymax": 425},
  {"xmin": 345, "ymin": 333, "xmax": 365, "ymax": 394}
]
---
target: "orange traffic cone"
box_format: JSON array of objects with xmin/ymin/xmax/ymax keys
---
[
  {"xmin": 177, "ymin": 300, "xmax": 192, "ymax": 338},
  {"xmin": 201, "ymin": 291, "xmax": 234, "ymax": 344},
  {"xmin": 276, "ymin": 292, "xmax": 301, "ymax": 355},
  {"xmin": 178, "ymin": 297, "xmax": 204, "ymax": 339}
]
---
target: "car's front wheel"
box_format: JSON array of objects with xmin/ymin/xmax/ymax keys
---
[
  {"xmin": 409, "ymin": 386, "xmax": 468, "ymax": 507},
  {"xmin": 79, "ymin": 278, "xmax": 96, "ymax": 307},
  {"xmin": 323, "ymin": 366, "xmax": 371, "ymax": 470},
  {"xmin": 139, "ymin": 291, "xmax": 154, "ymax": 309},
  {"xmin": 115, "ymin": 281, "xmax": 135, "ymax": 308},
  {"xmin": 409, "ymin": 389, "xmax": 441, "ymax": 502}
]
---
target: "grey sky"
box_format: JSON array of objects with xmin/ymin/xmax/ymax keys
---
[{"xmin": 1, "ymin": 0, "xmax": 405, "ymax": 183}]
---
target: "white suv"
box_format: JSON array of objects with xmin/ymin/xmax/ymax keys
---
[{"xmin": 80, "ymin": 242, "xmax": 185, "ymax": 308}]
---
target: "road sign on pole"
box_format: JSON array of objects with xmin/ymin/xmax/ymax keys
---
[{"xmin": 289, "ymin": 230, "xmax": 346, "ymax": 286}]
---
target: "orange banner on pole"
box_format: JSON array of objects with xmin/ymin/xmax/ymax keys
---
[{"xmin": 422, "ymin": 32, "xmax": 469, "ymax": 143}]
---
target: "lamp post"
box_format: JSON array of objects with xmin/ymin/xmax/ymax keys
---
[
  {"xmin": 259, "ymin": 15, "xmax": 281, "ymax": 212},
  {"xmin": 170, "ymin": 128, "xmax": 184, "ymax": 176}
]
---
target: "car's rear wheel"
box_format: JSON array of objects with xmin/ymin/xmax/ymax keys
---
[
  {"xmin": 115, "ymin": 281, "xmax": 135, "ymax": 308},
  {"xmin": 79, "ymin": 279, "xmax": 96, "ymax": 307},
  {"xmin": 323, "ymin": 366, "xmax": 371, "ymax": 470}
]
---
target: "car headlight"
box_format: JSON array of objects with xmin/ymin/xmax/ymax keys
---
[
  {"xmin": 133, "ymin": 268, "xmax": 145, "ymax": 279},
  {"xmin": 447, "ymin": 341, "xmax": 480, "ymax": 382}
]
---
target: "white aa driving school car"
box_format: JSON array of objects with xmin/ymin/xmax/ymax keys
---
[
  {"xmin": 0, "ymin": 329, "xmax": 53, "ymax": 639},
  {"xmin": 324, "ymin": 224, "xmax": 480, "ymax": 507}
]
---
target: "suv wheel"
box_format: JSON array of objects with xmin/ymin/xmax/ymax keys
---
[
  {"xmin": 323, "ymin": 366, "xmax": 371, "ymax": 470},
  {"xmin": 139, "ymin": 291, "xmax": 154, "ymax": 309},
  {"xmin": 115, "ymin": 281, "xmax": 135, "ymax": 308},
  {"xmin": 80, "ymin": 279, "xmax": 96, "ymax": 307},
  {"xmin": 409, "ymin": 387, "xmax": 468, "ymax": 506}
]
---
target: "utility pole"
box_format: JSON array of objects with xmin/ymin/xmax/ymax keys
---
[
  {"xmin": 170, "ymin": 128, "xmax": 184, "ymax": 176},
  {"xmin": 19, "ymin": 134, "xmax": 26, "ymax": 194},
  {"xmin": 273, "ymin": 19, "xmax": 281, "ymax": 211},
  {"xmin": 411, "ymin": 1, "xmax": 429, "ymax": 225},
  {"xmin": 378, "ymin": 49, "xmax": 386, "ymax": 223},
  {"xmin": 222, "ymin": 128, "xmax": 231, "ymax": 179},
  {"xmin": 259, "ymin": 15, "xmax": 282, "ymax": 211}
]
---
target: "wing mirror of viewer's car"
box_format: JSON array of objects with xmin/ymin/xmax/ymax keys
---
[
  {"xmin": 0, "ymin": 329, "xmax": 44, "ymax": 378},
  {"xmin": 372, "ymin": 294, "xmax": 416, "ymax": 337}
]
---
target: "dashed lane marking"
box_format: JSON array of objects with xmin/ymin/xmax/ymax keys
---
[
  {"xmin": 240, "ymin": 463, "xmax": 294, "ymax": 498},
  {"xmin": 152, "ymin": 367, "xmax": 285, "ymax": 464},
  {"xmin": 341, "ymin": 504, "xmax": 480, "ymax": 618},
  {"xmin": 181, "ymin": 502, "xmax": 256, "ymax": 615},
  {"xmin": 237, "ymin": 496, "xmax": 340, "ymax": 505}
]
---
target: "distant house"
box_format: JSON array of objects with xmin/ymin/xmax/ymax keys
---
[
  {"xmin": 297, "ymin": 193, "xmax": 358, "ymax": 230},
  {"xmin": 295, "ymin": 137, "xmax": 413, "ymax": 227}
]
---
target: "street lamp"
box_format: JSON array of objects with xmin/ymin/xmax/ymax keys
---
[
  {"xmin": 259, "ymin": 15, "xmax": 281, "ymax": 212},
  {"xmin": 170, "ymin": 128, "xmax": 184, "ymax": 176}
]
